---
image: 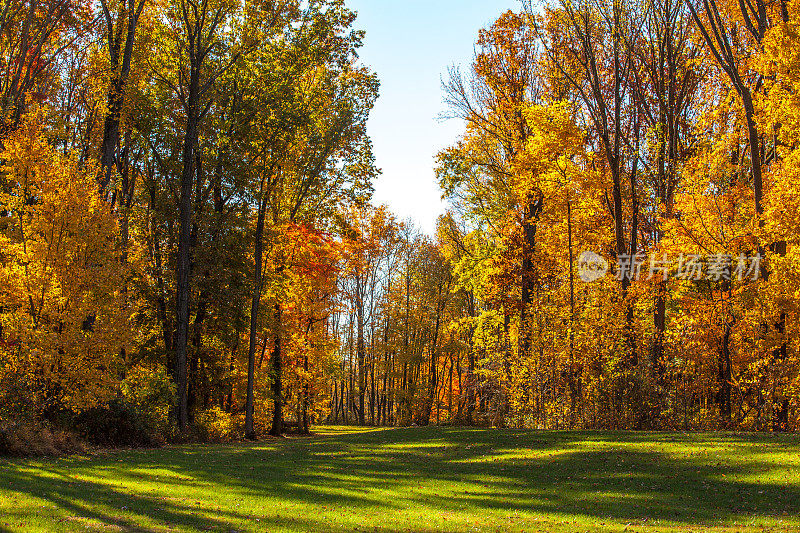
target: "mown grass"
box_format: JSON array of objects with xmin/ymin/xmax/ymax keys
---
[{"xmin": 1, "ymin": 426, "xmax": 799, "ymax": 532}]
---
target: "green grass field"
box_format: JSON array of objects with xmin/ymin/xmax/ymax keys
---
[{"xmin": 1, "ymin": 427, "xmax": 799, "ymax": 532}]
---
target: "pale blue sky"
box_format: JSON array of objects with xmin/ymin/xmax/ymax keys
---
[{"xmin": 348, "ymin": 1, "xmax": 519, "ymax": 234}]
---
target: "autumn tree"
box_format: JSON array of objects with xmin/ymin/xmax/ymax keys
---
[{"xmin": 0, "ymin": 111, "xmax": 133, "ymax": 417}]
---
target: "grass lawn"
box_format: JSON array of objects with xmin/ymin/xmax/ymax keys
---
[{"xmin": 1, "ymin": 427, "xmax": 799, "ymax": 532}]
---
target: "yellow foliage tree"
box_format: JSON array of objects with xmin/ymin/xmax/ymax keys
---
[{"xmin": 0, "ymin": 112, "xmax": 133, "ymax": 416}]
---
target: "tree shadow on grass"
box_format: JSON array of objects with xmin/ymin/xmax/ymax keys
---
[
  {"xmin": 2, "ymin": 427, "xmax": 799, "ymax": 531},
  {"xmin": 0, "ymin": 463, "xmax": 258, "ymax": 532}
]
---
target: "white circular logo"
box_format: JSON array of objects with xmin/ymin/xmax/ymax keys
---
[{"xmin": 578, "ymin": 251, "xmax": 608, "ymax": 282}]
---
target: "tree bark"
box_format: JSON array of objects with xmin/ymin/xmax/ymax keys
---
[
  {"xmin": 98, "ymin": 0, "xmax": 147, "ymax": 192},
  {"xmin": 175, "ymin": 74, "xmax": 199, "ymax": 431},
  {"xmin": 244, "ymin": 184, "xmax": 268, "ymax": 439},
  {"xmin": 269, "ymin": 299, "xmax": 284, "ymax": 436}
]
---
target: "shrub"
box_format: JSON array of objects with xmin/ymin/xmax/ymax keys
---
[
  {"xmin": 597, "ymin": 370, "xmax": 659, "ymax": 429},
  {"xmin": 195, "ymin": 407, "xmax": 235, "ymax": 443},
  {"xmin": 121, "ymin": 366, "xmax": 175, "ymax": 442},
  {"xmin": 71, "ymin": 365, "xmax": 175, "ymax": 447},
  {"xmin": 0, "ymin": 418, "xmax": 84, "ymax": 456},
  {"xmin": 73, "ymin": 400, "xmax": 155, "ymax": 447}
]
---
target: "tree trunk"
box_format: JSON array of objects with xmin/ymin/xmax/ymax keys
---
[
  {"xmin": 99, "ymin": 0, "xmax": 147, "ymax": 192},
  {"xmin": 356, "ymin": 273, "xmax": 366, "ymax": 425},
  {"xmin": 175, "ymin": 70, "xmax": 200, "ymax": 432},
  {"xmin": 244, "ymin": 189, "xmax": 268, "ymax": 439},
  {"xmin": 521, "ymin": 196, "xmax": 542, "ymax": 359},
  {"xmin": 718, "ymin": 322, "xmax": 733, "ymax": 423},
  {"xmin": 269, "ymin": 301, "xmax": 284, "ymax": 436}
]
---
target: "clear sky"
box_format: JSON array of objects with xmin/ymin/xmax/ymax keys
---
[{"xmin": 347, "ymin": 0, "xmax": 519, "ymax": 234}]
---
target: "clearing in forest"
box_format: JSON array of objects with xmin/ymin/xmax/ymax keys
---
[{"xmin": 1, "ymin": 426, "xmax": 799, "ymax": 532}]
